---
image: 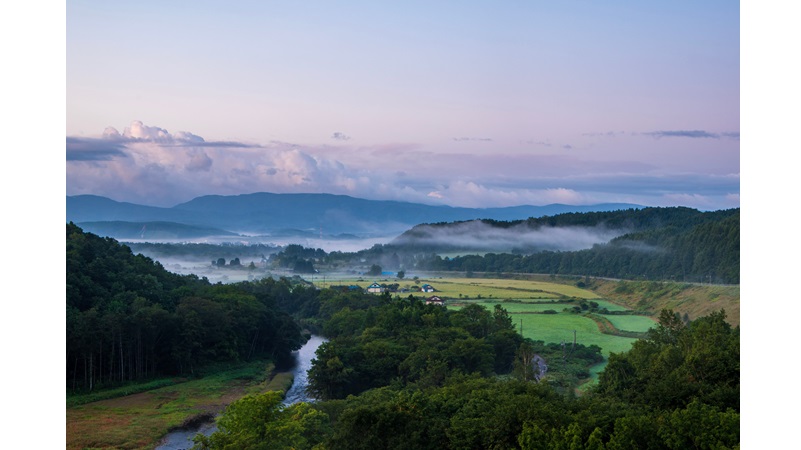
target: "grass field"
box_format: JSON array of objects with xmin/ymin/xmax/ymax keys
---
[
  {"xmin": 603, "ymin": 314, "xmax": 658, "ymax": 333},
  {"xmin": 66, "ymin": 361, "xmax": 291, "ymax": 450},
  {"xmin": 447, "ymin": 299, "xmax": 639, "ymax": 358},
  {"xmin": 513, "ymin": 312, "xmax": 639, "ymax": 356},
  {"xmin": 316, "ymin": 275, "xmax": 601, "ymax": 300}
]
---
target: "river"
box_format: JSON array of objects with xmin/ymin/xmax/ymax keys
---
[{"xmin": 155, "ymin": 335, "xmax": 326, "ymax": 450}]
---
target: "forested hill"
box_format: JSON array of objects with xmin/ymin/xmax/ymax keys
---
[
  {"xmin": 66, "ymin": 223, "xmax": 305, "ymax": 391},
  {"xmin": 394, "ymin": 206, "xmax": 737, "ymax": 248},
  {"xmin": 385, "ymin": 207, "xmax": 740, "ymax": 284}
]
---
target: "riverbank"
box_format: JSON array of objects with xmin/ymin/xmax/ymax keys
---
[{"xmin": 66, "ymin": 360, "xmax": 292, "ymax": 450}]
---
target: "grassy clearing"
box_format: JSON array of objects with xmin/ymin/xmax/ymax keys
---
[
  {"xmin": 514, "ymin": 313, "xmax": 639, "ymax": 357},
  {"xmin": 66, "ymin": 360, "xmax": 290, "ymax": 450},
  {"xmin": 449, "ymin": 299, "xmax": 639, "ymax": 358},
  {"xmin": 603, "ymin": 314, "xmax": 658, "ymax": 333}
]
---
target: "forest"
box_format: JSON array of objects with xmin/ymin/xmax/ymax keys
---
[{"xmin": 66, "ymin": 223, "xmax": 305, "ymax": 391}]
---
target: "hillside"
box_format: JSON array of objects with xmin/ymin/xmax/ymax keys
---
[
  {"xmin": 588, "ymin": 278, "xmax": 740, "ymax": 326},
  {"xmin": 66, "ymin": 223, "xmax": 305, "ymax": 391},
  {"xmin": 392, "ymin": 207, "xmax": 739, "ymax": 284}
]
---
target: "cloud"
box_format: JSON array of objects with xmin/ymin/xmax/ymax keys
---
[
  {"xmin": 721, "ymin": 132, "xmax": 740, "ymax": 139},
  {"xmin": 453, "ymin": 137, "xmax": 493, "ymax": 142},
  {"xmin": 331, "ymin": 132, "xmax": 351, "ymax": 141},
  {"xmin": 100, "ymin": 120, "xmax": 258, "ymax": 148},
  {"xmin": 66, "ymin": 137, "xmax": 129, "ymax": 161},
  {"xmin": 642, "ymin": 130, "xmax": 720, "ymax": 139},
  {"xmin": 422, "ymin": 181, "xmax": 589, "ymax": 208},
  {"xmin": 562, "ymin": 144, "xmax": 573, "ymax": 150},
  {"xmin": 67, "ymin": 122, "xmax": 739, "ymax": 211}
]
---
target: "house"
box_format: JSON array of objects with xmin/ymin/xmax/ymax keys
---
[
  {"xmin": 425, "ymin": 296, "xmax": 445, "ymax": 306},
  {"xmin": 421, "ymin": 284, "xmax": 435, "ymax": 293},
  {"xmin": 367, "ymin": 282, "xmax": 385, "ymax": 294}
]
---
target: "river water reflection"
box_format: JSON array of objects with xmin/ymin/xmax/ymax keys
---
[{"xmin": 155, "ymin": 335, "xmax": 326, "ymax": 450}]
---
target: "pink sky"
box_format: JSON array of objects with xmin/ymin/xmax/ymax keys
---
[{"xmin": 66, "ymin": 1, "xmax": 740, "ymax": 210}]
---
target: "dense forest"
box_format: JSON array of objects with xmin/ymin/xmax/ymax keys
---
[
  {"xmin": 66, "ymin": 223, "xmax": 305, "ymax": 391},
  {"xmin": 195, "ymin": 306, "xmax": 739, "ymax": 449},
  {"xmin": 278, "ymin": 207, "xmax": 740, "ymax": 284}
]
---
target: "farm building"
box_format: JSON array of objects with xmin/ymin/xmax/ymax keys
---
[
  {"xmin": 421, "ymin": 284, "xmax": 435, "ymax": 293},
  {"xmin": 367, "ymin": 282, "xmax": 385, "ymax": 294},
  {"xmin": 426, "ymin": 296, "xmax": 445, "ymax": 306}
]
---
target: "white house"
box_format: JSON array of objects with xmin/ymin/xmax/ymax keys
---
[{"xmin": 425, "ymin": 296, "xmax": 445, "ymax": 306}]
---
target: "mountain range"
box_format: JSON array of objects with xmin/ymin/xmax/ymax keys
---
[{"xmin": 66, "ymin": 193, "xmax": 642, "ymax": 239}]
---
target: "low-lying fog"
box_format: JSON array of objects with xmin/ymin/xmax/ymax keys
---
[
  {"xmin": 392, "ymin": 221, "xmax": 628, "ymax": 253},
  {"xmin": 124, "ymin": 234, "xmax": 398, "ymax": 284},
  {"xmin": 123, "ymin": 222, "xmax": 630, "ymax": 284}
]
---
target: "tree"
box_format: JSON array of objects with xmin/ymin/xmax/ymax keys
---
[
  {"xmin": 397, "ymin": 270, "xmax": 405, "ymax": 279},
  {"xmin": 367, "ymin": 264, "xmax": 382, "ymax": 276},
  {"xmin": 193, "ymin": 391, "xmax": 330, "ymax": 450}
]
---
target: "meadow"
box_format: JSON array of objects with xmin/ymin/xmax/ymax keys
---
[
  {"xmin": 603, "ymin": 314, "xmax": 658, "ymax": 333},
  {"xmin": 66, "ymin": 360, "xmax": 292, "ymax": 450}
]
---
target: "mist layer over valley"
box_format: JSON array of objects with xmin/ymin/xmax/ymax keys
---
[{"xmin": 390, "ymin": 220, "xmax": 628, "ymax": 254}]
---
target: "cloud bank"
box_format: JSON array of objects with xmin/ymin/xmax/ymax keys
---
[{"xmin": 67, "ymin": 121, "xmax": 740, "ymax": 211}]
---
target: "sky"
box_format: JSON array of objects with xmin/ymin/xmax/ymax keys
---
[{"xmin": 66, "ymin": 0, "xmax": 740, "ymax": 210}]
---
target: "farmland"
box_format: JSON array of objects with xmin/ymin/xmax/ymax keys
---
[{"xmin": 312, "ymin": 274, "xmax": 655, "ymax": 359}]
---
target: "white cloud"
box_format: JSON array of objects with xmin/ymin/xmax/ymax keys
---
[
  {"xmin": 67, "ymin": 121, "xmax": 740, "ymax": 210},
  {"xmin": 426, "ymin": 181, "xmax": 590, "ymax": 208}
]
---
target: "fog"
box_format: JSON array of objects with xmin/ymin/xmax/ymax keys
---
[
  {"xmin": 392, "ymin": 221, "xmax": 628, "ymax": 253},
  {"xmin": 123, "ymin": 233, "xmax": 399, "ymax": 284},
  {"xmin": 123, "ymin": 234, "xmax": 397, "ymax": 254}
]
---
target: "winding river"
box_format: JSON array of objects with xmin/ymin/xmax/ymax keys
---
[{"xmin": 155, "ymin": 335, "xmax": 326, "ymax": 450}]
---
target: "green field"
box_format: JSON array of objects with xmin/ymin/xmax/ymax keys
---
[
  {"xmin": 448, "ymin": 300, "xmax": 639, "ymax": 358},
  {"xmin": 514, "ymin": 312, "xmax": 639, "ymax": 356},
  {"xmin": 604, "ymin": 314, "xmax": 658, "ymax": 333}
]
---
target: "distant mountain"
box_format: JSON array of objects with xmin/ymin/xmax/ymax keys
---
[{"xmin": 67, "ymin": 192, "xmax": 642, "ymax": 238}]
